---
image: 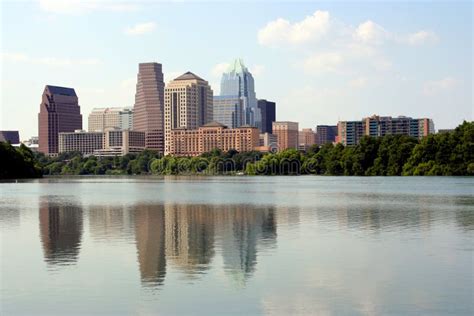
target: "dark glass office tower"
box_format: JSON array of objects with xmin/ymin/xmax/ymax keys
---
[{"xmin": 38, "ymin": 85, "xmax": 82, "ymax": 155}]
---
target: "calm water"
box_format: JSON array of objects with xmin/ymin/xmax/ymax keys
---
[{"xmin": 0, "ymin": 176, "xmax": 473, "ymax": 315}]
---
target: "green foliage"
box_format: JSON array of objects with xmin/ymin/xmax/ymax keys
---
[
  {"xmin": 0, "ymin": 142, "xmax": 42, "ymax": 179},
  {"xmin": 4, "ymin": 122, "xmax": 471, "ymax": 178},
  {"xmin": 246, "ymin": 121, "xmax": 473, "ymax": 176}
]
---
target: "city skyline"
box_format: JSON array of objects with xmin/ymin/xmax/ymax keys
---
[{"xmin": 1, "ymin": 1, "xmax": 473, "ymax": 140}]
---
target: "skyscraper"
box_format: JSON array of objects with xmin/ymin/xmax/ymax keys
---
[
  {"xmin": 38, "ymin": 85, "xmax": 82, "ymax": 155},
  {"xmin": 164, "ymin": 72, "xmax": 213, "ymax": 155},
  {"xmin": 220, "ymin": 59, "xmax": 259, "ymax": 128},
  {"xmin": 213, "ymin": 96, "xmax": 243, "ymax": 128},
  {"xmin": 257, "ymin": 99, "xmax": 276, "ymax": 134},
  {"xmin": 133, "ymin": 62, "xmax": 165, "ymax": 153}
]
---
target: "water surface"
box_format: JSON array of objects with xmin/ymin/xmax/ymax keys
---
[{"xmin": 1, "ymin": 176, "xmax": 473, "ymax": 315}]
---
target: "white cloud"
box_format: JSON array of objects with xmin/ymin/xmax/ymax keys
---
[
  {"xmin": 1, "ymin": 52, "xmax": 101, "ymax": 67},
  {"xmin": 211, "ymin": 62, "xmax": 230, "ymax": 77},
  {"xmin": 353, "ymin": 20, "xmax": 388, "ymax": 44},
  {"xmin": 124, "ymin": 22, "xmax": 156, "ymax": 36},
  {"xmin": 258, "ymin": 10, "xmax": 330, "ymax": 46},
  {"xmin": 423, "ymin": 77, "xmax": 458, "ymax": 96},
  {"xmin": 349, "ymin": 76, "xmax": 368, "ymax": 89},
  {"xmin": 405, "ymin": 30, "xmax": 439, "ymax": 45},
  {"xmin": 250, "ymin": 64, "xmax": 265, "ymax": 77},
  {"xmin": 303, "ymin": 52, "xmax": 344, "ymax": 73},
  {"xmin": 38, "ymin": 0, "xmax": 139, "ymax": 14}
]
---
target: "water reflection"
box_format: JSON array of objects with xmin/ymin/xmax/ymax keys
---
[
  {"xmin": 33, "ymin": 194, "xmax": 474, "ymax": 292},
  {"xmin": 39, "ymin": 198, "xmax": 83, "ymax": 266},
  {"xmin": 89, "ymin": 206, "xmax": 134, "ymax": 241},
  {"xmin": 134, "ymin": 205, "xmax": 167, "ymax": 286},
  {"xmin": 164, "ymin": 204, "xmax": 215, "ymax": 277}
]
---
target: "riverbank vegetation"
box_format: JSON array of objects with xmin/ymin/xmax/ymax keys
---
[
  {"xmin": 1, "ymin": 121, "xmax": 472, "ymax": 178},
  {"xmin": 0, "ymin": 142, "xmax": 42, "ymax": 178}
]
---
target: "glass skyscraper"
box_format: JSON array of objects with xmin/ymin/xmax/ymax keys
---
[{"xmin": 220, "ymin": 59, "xmax": 260, "ymax": 128}]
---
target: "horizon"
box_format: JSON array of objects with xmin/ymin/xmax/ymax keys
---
[{"xmin": 1, "ymin": 0, "xmax": 473, "ymax": 140}]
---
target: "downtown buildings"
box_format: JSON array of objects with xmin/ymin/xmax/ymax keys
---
[
  {"xmin": 337, "ymin": 115, "xmax": 435, "ymax": 146},
  {"xmin": 220, "ymin": 59, "xmax": 260, "ymax": 128},
  {"xmin": 272, "ymin": 121, "xmax": 299, "ymax": 150},
  {"xmin": 88, "ymin": 107, "xmax": 133, "ymax": 132},
  {"xmin": 59, "ymin": 129, "xmax": 145, "ymax": 156},
  {"xmin": 257, "ymin": 99, "xmax": 276, "ymax": 134},
  {"xmin": 168, "ymin": 122, "xmax": 259, "ymax": 157},
  {"xmin": 133, "ymin": 62, "xmax": 165, "ymax": 153},
  {"xmin": 38, "ymin": 85, "xmax": 82, "ymax": 155},
  {"xmin": 164, "ymin": 72, "xmax": 213, "ymax": 155}
]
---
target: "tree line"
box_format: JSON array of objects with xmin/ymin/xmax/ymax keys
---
[{"xmin": 1, "ymin": 121, "xmax": 472, "ymax": 178}]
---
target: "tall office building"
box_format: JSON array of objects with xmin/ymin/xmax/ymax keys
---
[
  {"xmin": 133, "ymin": 62, "xmax": 165, "ymax": 153},
  {"xmin": 38, "ymin": 85, "xmax": 82, "ymax": 155},
  {"xmin": 220, "ymin": 59, "xmax": 259, "ymax": 127},
  {"xmin": 257, "ymin": 99, "xmax": 276, "ymax": 134},
  {"xmin": 213, "ymin": 96, "xmax": 243, "ymax": 128},
  {"xmin": 316, "ymin": 125, "xmax": 337, "ymax": 145},
  {"xmin": 88, "ymin": 107, "xmax": 133, "ymax": 132},
  {"xmin": 272, "ymin": 121, "xmax": 299, "ymax": 151},
  {"xmin": 164, "ymin": 72, "xmax": 213, "ymax": 155}
]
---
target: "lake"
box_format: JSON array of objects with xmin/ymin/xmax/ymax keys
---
[{"xmin": 0, "ymin": 176, "xmax": 473, "ymax": 315}]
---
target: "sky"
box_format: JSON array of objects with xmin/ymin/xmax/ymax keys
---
[{"xmin": 1, "ymin": 0, "xmax": 473, "ymax": 140}]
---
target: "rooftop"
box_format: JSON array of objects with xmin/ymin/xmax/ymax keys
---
[
  {"xmin": 46, "ymin": 85, "xmax": 77, "ymax": 97},
  {"xmin": 226, "ymin": 58, "xmax": 248, "ymax": 74},
  {"xmin": 174, "ymin": 71, "xmax": 206, "ymax": 81},
  {"xmin": 202, "ymin": 121, "xmax": 228, "ymax": 128}
]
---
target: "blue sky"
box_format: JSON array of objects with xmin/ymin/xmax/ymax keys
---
[{"xmin": 1, "ymin": 0, "xmax": 472, "ymax": 139}]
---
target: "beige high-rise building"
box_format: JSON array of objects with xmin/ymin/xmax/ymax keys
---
[
  {"xmin": 272, "ymin": 121, "xmax": 299, "ymax": 151},
  {"xmin": 133, "ymin": 62, "xmax": 165, "ymax": 153},
  {"xmin": 88, "ymin": 107, "xmax": 133, "ymax": 132},
  {"xmin": 164, "ymin": 72, "xmax": 213, "ymax": 155}
]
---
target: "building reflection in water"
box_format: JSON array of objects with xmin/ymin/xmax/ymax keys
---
[
  {"xmin": 164, "ymin": 204, "xmax": 215, "ymax": 277},
  {"xmin": 89, "ymin": 205, "xmax": 134, "ymax": 241},
  {"xmin": 131, "ymin": 203, "xmax": 278, "ymax": 288},
  {"xmin": 134, "ymin": 205, "xmax": 167, "ymax": 287},
  {"xmin": 217, "ymin": 206, "xmax": 277, "ymax": 287},
  {"xmin": 39, "ymin": 199, "xmax": 83, "ymax": 266}
]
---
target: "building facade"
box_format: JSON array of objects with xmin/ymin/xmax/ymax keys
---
[
  {"xmin": 133, "ymin": 62, "xmax": 165, "ymax": 153},
  {"xmin": 0, "ymin": 131, "xmax": 20, "ymax": 144},
  {"xmin": 272, "ymin": 121, "xmax": 299, "ymax": 151},
  {"xmin": 168, "ymin": 122, "xmax": 259, "ymax": 157},
  {"xmin": 164, "ymin": 72, "xmax": 213, "ymax": 155},
  {"xmin": 88, "ymin": 107, "xmax": 133, "ymax": 132},
  {"xmin": 298, "ymin": 128, "xmax": 316, "ymax": 151},
  {"xmin": 316, "ymin": 125, "xmax": 337, "ymax": 145},
  {"xmin": 257, "ymin": 99, "xmax": 276, "ymax": 134},
  {"xmin": 59, "ymin": 130, "xmax": 103, "ymax": 155},
  {"xmin": 338, "ymin": 115, "xmax": 435, "ymax": 145},
  {"xmin": 220, "ymin": 59, "xmax": 259, "ymax": 128},
  {"xmin": 257, "ymin": 133, "xmax": 278, "ymax": 152},
  {"xmin": 59, "ymin": 129, "xmax": 145, "ymax": 156},
  {"xmin": 213, "ymin": 96, "xmax": 243, "ymax": 129},
  {"xmin": 94, "ymin": 130, "xmax": 145, "ymax": 157},
  {"xmin": 38, "ymin": 85, "xmax": 82, "ymax": 155}
]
